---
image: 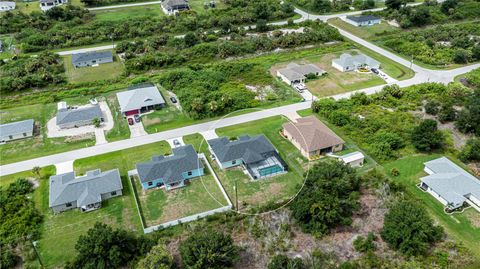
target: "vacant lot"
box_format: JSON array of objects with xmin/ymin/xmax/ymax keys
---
[
  {"xmin": 382, "ymin": 155, "xmax": 480, "ymax": 263},
  {"xmin": 92, "ymin": 5, "xmax": 165, "ymax": 22},
  {"xmin": 63, "ymin": 52, "xmax": 124, "ymax": 84},
  {"xmin": 328, "ymin": 18, "xmax": 400, "ymax": 40}
]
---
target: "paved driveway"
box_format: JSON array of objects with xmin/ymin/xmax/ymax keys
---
[
  {"xmin": 128, "ymin": 119, "xmax": 148, "ymax": 138},
  {"xmin": 167, "ymin": 137, "xmax": 185, "ymax": 148}
]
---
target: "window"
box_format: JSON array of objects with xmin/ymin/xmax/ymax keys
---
[
  {"xmin": 23, "ymin": 133, "xmax": 27, "ymax": 137},
  {"xmin": 232, "ymin": 160, "xmax": 236, "ymax": 165},
  {"xmin": 148, "ymin": 182, "xmax": 153, "ymax": 186},
  {"xmin": 187, "ymin": 171, "xmax": 192, "ymax": 176},
  {"xmin": 9, "ymin": 135, "xmax": 13, "ymax": 139},
  {"xmin": 66, "ymin": 203, "xmax": 72, "ymax": 207},
  {"xmin": 111, "ymin": 191, "xmax": 117, "ymax": 196}
]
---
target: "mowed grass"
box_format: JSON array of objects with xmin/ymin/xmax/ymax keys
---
[
  {"xmin": 0, "ymin": 102, "xmax": 96, "ymax": 165},
  {"xmin": 328, "ymin": 18, "xmax": 400, "ymax": 40},
  {"xmin": 188, "ymin": 0, "xmax": 226, "ymax": 14},
  {"xmin": 33, "ymin": 141, "xmax": 171, "ymax": 267},
  {"xmin": 184, "ymin": 116, "xmax": 308, "ymax": 210},
  {"xmin": 104, "ymin": 92, "xmax": 131, "ymax": 142},
  {"xmin": 0, "ymin": 165, "xmax": 55, "ymax": 187},
  {"xmin": 91, "ymin": 5, "xmax": 165, "ymax": 22},
  {"xmin": 382, "ymin": 155, "xmax": 480, "ymax": 264},
  {"xmin": 63, "ymin": 52, "xmax": 124, "ymax": 84}
]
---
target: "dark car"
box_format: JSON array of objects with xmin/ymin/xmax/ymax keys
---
[
  {"xmin": 170, "ymin": 96, "xmax": 177, "ymax": 103},
  {"xmin": 371, "ymin": 68, "xmax": 379, "ymax": 74},
  {"xmin": 134, "ymin": 114, "xmax": 141, "ymax": 123},
  {"xmin": 128, "ymin": 117, "xmax": 134, "ymax": 125}
]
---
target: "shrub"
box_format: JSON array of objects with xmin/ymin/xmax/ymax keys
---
[
  {"xmin": 411, "ymin": 119, "xmax": 444, "ymax": 151},
  {"xmin": 353, "ymin": 232, "xmax": 376, "ymax": 253},
  {"xmin": 268, "ymin": 254, "xmax": 305, "ymax": 269},
  {"xmin": 459, "ymin": 138, "xmax": 480, "ymax": 162},
  {"xmin": 424, "ymin": 100, "xmax": 440, "ymax": 115},
  {"xmin": 390, "ymin": 168, "xmax": 400, "ymax": 177}
]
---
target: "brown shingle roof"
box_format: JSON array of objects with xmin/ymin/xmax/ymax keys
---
[{"xmin": 283, "ymin": 116, "xmax": 344, "ymax": 152}]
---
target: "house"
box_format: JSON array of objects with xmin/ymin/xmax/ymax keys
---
[
  {"xmin": 0, "ymin": 119, "xmax": 34, "ymax": 143},
  {"xmin": 339, "ymin": 151, "xmax": 365, "ymax": 168},
  {"xmin": 39, "ymin": 0, "xmax": 67, "ymax": 11},
  {"xmin": 208, "ymin": 135, "xmax": 287, "ymax": 180},
  {"xmin": 116, "ymin": 84, "xmax": 166, "ymax": 117},
  {"xmin": 161, "ymin": 0, "xmax": 189, "ymax": 15},
  {"xmin": 49, "ymin": 169, "xmax": 123, "ymax": 213},
  {"xmin": 71, "ymin": 51, "xmax": 113, "ymax": 68},
  {"xmin": 56, "ymin": 102, "xmax": 104, "ymax": 129},
  {"xmin": 420, "ymin": 157, "xmax": 480, "ymax": 211},
  {"xmin": 0, "ymin": 1, "xmax": 15, "ymax": 12},
  {"xmin": 282, "ymin": 116, "xmax": 344, "ymax": 159},
  {"xmin": 136, "ymin": 144, "xmax": 204, "ymax": 190},
  {"xmin": 276, "ymin": 63, "xmax": 326, "ymax": 85},
  {"xmin": 345, "ymin": 15, "xmax": 381, "ymax": 27},
  {"xmin": 332, "ymin": 53, "xmax": 380, "ymax": 72}
]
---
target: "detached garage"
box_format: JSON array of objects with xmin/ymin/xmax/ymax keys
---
[{"xmin": 116, "ymin": 84, "xmax": 166, "ymax": 117}]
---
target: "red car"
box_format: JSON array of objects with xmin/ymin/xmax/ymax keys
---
[{"xmin": 128, "ymin": 117, "xmax": 134, "ymax": 125}]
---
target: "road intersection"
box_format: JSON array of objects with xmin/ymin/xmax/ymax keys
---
[{"xmin": 1, "ymin": 3, "xmax": 479, "ymax": 176}]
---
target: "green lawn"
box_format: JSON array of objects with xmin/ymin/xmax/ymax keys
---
[
  {"xmin": 328, "ymin": 18, "xmax": 400, "ymax": 40},
  {"xmin": 63, "ymin": 52, "xmax": 125, "ymax": 84},
  {"xmin": 382, "ymin": 155, "xmax": 480, "ymax": 265},
  {"xmin": 91, "ymin": 5, "xmax": 165, "ymax": 22},
  {"xmin": 184, "ymin": 116, "xmax": 308, "ymax": 210},
  {"xmin": 104, "ymin": 92, "xmax": 131, "ymax": 142},
  {"xmin": 0, "ymin": 102, "xmax": 96, "ymax": 165},
  {"xmin": 0, "ymin": 165, "xmax": 55, "ymax": 187},
  {"xmin": 188, "ymin": 0, "xmax": 226, "ymax": 14}
]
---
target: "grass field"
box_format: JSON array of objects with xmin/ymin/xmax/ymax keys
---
[
  {"xmin": 184, "ymin": 116, "xmax": 308, "ymax": 210},
  {"xmin": 328, "ymin": 18, "xmax": 400, "ymax": 40},
  {"xmin": 382, "ymin": 155, "xmax": 480, "ymax": 265},
  {"xmin": 91, "ymin": 5, "xmax": 165, "ymax": 22},
  {"xmin": 188, "ymin": 0, "xmax": 226, "ymax": 14},
  {"xmin": 0, "ymin": 165, "xmax": 55, "ymax": 187},
  {"xmin": 104, "ymin": 92, "xmax": 131, "ymax": 142},
  {"xmin": 63, "ymin": 52, "xmax": 124, "ymax": 84}
]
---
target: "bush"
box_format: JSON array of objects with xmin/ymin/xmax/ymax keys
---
[
  {"xmin": 390, "ymin": 168, "xmax": 400, "ymax": 177},
  {"xmin": 137, "ymin": 244, "xmax": 173, "ymax": 269},
  {"xmin": 437, "ymin": 105, "xmax": 456, "ymax": 123},
  {"xmin": 411, "ymin": 119, "xmax": 444, "ymax": 151},
  {"xmin": 353, "ymin": 232, "xmax": 376, "ymax": 253},
  {"xmin": 459, "ymin": 138, "xmax": 480, "ymax": 162},
  {"xmin": 268, "ymin": 254, "xmax": 305, "ymax": 269},
  {"xmin": 424, "ymin": 100, "xmax": 440, "ymax": 115}
]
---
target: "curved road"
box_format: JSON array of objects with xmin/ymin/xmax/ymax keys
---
[{"xmin": 1, "ymin": 4, "xmax": 479, "ymax": 176}]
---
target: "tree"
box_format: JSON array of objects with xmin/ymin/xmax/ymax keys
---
[
  {"xmin": 92, "ymin": 117, "xmax": 101, "ymax": 128},
  {"xmin": 183, "ymin": 32, "xmax": 198, "ymax": 48},
  {"xmin": 68, "ymin": 222, "xmax": 151, "ymax": 269},
  {"xmin": 137, "ymin": 244, "xmax": 173, "ymax": 269},
  {"xmin": 381, "ymin": 199, "xmax": 444, "ymax": 256},
  {"xmin": 440, "ymin": 0, "xmax": 457, "ymax": 14},
  {"xmin": 437, "ymin": 105, "xmax": 456, "ymax": 123},
  {"xmin": 256, "ymin": 19, "xmax": 269, "ymax": 32},
  {"xmin": 385, "ymin": 0, "xmax": 404, "ymax": 10},
  {"xmin": 353, "ymin": 232, "xmax": 376, "ymax": 253},
  {"xmin": 455, "ymin": 89, "xmax": 480, "ymax": 136},
  {"xmin": 290, "ymin": 161, "xmax": 360, "ymax": 236},
  {"xmin": 424, "ymin": 100, "xmax": 440, "ymax": 115},
  {"xmin": 180, "ymin": 230, "xmax": 239, "ymax": 269},
  {"xmin": 411, "ymin": 119, "xmax": 444, "ymax": 151},
  {"xmin": 268, "ymin": 254, "xmax": 306, "ymax": 269},
  {"xmin": 459, "ymin": 138, "xmax": 480, "ymax": 163},
  {"xmin": 453, "ymin": 49, "xmax": 471, "ymax": 64}
]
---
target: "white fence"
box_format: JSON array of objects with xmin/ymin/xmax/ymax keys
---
[{"xmin": 129, "ymin": 154, "xmax": 233, "ymax": 234}]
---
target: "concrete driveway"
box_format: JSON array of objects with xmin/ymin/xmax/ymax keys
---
[
  {"xmin": 55, "ymin": 160, "xmax": 74, "ymax": 174},
  {"xmin": 128, "ymin": 118, "xmax": 148, "ymax": 138},
  {"xmin": 377, "ymin": 70, "xmax": 398, "ymax": 84},
  {"xmin": 200, "ymin": 130, "xmax": 219, "ymax": 141},
  {"xmin": 167, "ymin": 137, "xmax": 185, "ymax": 148}
]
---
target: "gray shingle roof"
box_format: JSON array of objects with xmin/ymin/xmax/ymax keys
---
[
  {"xmin": 333, "ymin": 53, "xmax": 380, "ymax": 68},
  {"xmin": 277, "ymin": 63, "xmax": 325, "ymax": 81},
  {"xmin": 0, "ymin": 1, "xmax": 16, "ymax": 8},
  {"xmin": 346, "ymin": 15, "xmax": 380, "ymax": 23},
  {"xmin": 71, "ymin": 51, "xmax": 113, "ymax": 65},
  {"xmin": 0, "ymin": 119, "xmax": 34, "ymax": 137},
  {"xmin": 207, "ymin": 135, "xmax": 277, "ymax": 164},
  {"xmin": 116, "ymin": 84, "xmax": 165, "ymax": 113},
  {"xmin": 136, "ymin": 144, "xmax": 203, "ymax": 184},
  {"xmin": 49, "ymin": 169, "xmax": 123, "ymax": 208},
  {"xmin": 162, "ymin": 0, "xmax": 188, "ymax": 8},
  {"xmin": 421, "ymin": 157, "xmax": 480, "ymax": 205},
  {"xmin": 56, "ymin": 105, "xmax": 102, "ymax": 125}
]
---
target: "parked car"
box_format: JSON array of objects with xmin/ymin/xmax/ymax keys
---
[
  {"xmin": 134, "ymin": 114, "xmax": 141, "ymax": 123},
  {"xmin": 173, "ymin": 139, "xmax": 181, "ymax": 147},
  {"xmin": 371, "ymin": 68, "xmax": 379, "ymax": 74},
  {"xmin": 293, "ymin": 83, "xmax": 305, "ymax": 92},
  {"xmin": 170, "ymin": 96, "xmax": 177, "ymax": 103},
  {"xmin": 128, "ymin": 118, "xmax": 134, "ymax": 125}
]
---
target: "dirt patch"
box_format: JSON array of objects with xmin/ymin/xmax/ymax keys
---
[
  {"xmin": 142, "ymin": 116, "xmax": 161, "ymax": 126},
  {"xmin": 464, "ymin": 209, "xmax": 480, "ymax": 228}
]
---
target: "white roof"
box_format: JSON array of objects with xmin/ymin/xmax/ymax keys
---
[
  {"xmin": 116, "ymin": 84, "xmax": 165, "ymax": 112},
  {"xmin": 340, "ymin": 151, "xmax": 364, "ymax": 163}
]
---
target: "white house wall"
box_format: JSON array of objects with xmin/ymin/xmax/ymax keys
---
[
  {"xmin": 426, "ymin": 187, "xmax": 448, "ymax": 206},
  {"xmin": 469, "ymin": 195, "xmax": 480, "ymax": 207}
]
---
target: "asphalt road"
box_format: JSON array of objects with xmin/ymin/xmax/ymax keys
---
[{"xmin": 1, "ymin": 2, "xmax": 478, "ymax": 176}]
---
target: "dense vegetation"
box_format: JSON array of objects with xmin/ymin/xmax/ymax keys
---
[
  {"xmin": 290, "ymin": 0, "xmax": 380, "ymax": 13},
  {"xmin": 381, "ymin": 199, "xmax": 444, "ymax": 256},
  {"xmin": 0, "ymin": 179, "xmax": 43, "ymax": 268},
  {"xmin": 179, "ymin": 230, "xmax": 239, "ymax": 269},
  {"xmin": 289, "ymin": 161, "xmax": 361, "ymax": 236},
  {"xmin": 2, "ymin": 0, "xmax": 295, "ymax": 52},
  {"xmin": 0, "ymin": 52, "xmax": 65, "ymax": 92},
  {"xmin": 157, "ymin": 61, "xmax": 292, "ymax": 119},
  {"xmin": 312, "ymin": 82, "xmax": 476, "ymax": 162},
  {"xmin": 136, "ymin": 243, "xmax": 174, "ymax": 269},
  {"xmin": 377, "ymin": 22, "xmax": 480, "ymax": 65},
  {"xmin": 66, "ymin": 222, "xmax": 155, "ymax": 269},
  {"xmin": 119, "ymin": 21, "xmax": 343, "ymax": 73},
  {"xmin": 378, "ymin": 0, "xmax": 480, "ymax": 28}
]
